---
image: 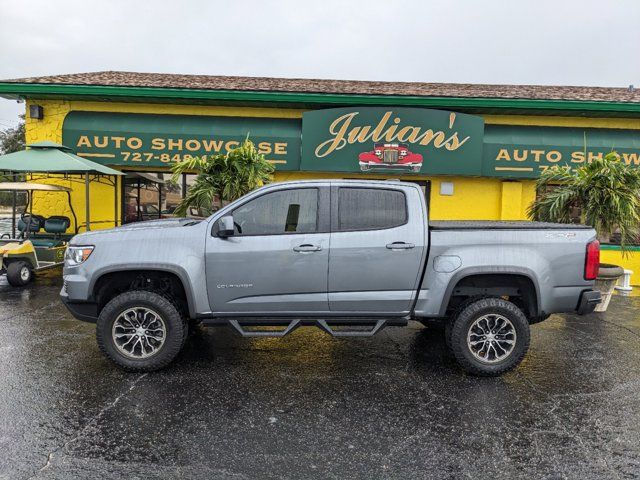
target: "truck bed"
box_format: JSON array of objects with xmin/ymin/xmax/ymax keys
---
[
  {"xmin": 419, "ymin": 220, "xmax": 597, "ymax": 319},
  {"xmin": 429, "ymin": 221, "xmax": 592, "ymax": 230}
]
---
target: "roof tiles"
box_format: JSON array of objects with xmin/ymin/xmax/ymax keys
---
[{"xmin": 2, "ymin": 71, "xmax": 639, "ymax": 103}]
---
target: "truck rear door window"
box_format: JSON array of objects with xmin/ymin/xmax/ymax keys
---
[
  {"xmin": 232, "ymin": 188, "xmax": 318, "ymax": 235},
  {"xmin": 338, "ymin": 188, "xmax": 407, "ymax": 231}
]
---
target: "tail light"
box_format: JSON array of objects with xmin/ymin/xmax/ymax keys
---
[{"xmin": 584, "ymin": 240, "xmax": 600, "ymax": 280}]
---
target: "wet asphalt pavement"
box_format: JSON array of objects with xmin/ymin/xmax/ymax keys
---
[{"xmin": 1, "ymin": 272, "xmax": 639, "ymax": 479}]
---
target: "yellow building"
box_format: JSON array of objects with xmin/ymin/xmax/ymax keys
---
[{"xmin": 1, "ymin": 72, "xmax": 639, "ymax": 282}]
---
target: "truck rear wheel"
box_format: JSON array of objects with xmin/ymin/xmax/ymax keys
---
[
  {"xmin": 449, "ymin": 297, "xmax": 530, "ymax": 376},
  {"xmin": 6, "ymin": 260, "xmax": 34, "ymax": 286},
  {"xmin": 96, "ymin": 290, "xmax": 186, "ymax": 372}
]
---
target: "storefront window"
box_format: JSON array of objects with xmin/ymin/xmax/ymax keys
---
[
  {"xmin": 123, "ymin": 173, "xmax": 165, "ymax": 224},
  {"xmin": 122, "ymin": 171, "xmax": 218, "ymax": 224},
  {"xmin": 163, "ymin": 174, "xmax": 182, "ymax": 216}
]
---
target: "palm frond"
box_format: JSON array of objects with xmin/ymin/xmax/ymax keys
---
[
  {"xmin": 529, "ymin": 151, "xmax": 640, "ymax": 255},
  {"xmin": 172, "ymin": 138, "xmax": 275, "ymax": 216}
]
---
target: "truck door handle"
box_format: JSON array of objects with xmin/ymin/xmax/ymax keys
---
[
  {"xmin": 293, "ymin": 244, "xmax": 322, "ymax": 252},
  {"xmin": 386, "ymin": 242, "xmax": 415, "ymax": 250}
]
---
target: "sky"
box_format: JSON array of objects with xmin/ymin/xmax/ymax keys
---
[{"xmin": 0, "ymin": 0, "xmax": 639, "ymax": 127}]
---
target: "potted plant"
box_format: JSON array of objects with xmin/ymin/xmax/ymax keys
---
[{"xmin": 528, "ymin": 152, "xmax": 640, "ymax": 311}]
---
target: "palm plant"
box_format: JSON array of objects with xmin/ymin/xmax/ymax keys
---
[
  {"xmin": 528, "ymin": 152, "xmax": 640, "ymax": 252},
  {"xmin": 171, "ymin": 139, "xmax": 274, "ymax": 216}
]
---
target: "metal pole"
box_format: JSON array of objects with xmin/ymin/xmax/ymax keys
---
[
  {"xmin": 137, "ymin": 180, "xmax": 141, "ymax": 221},
  {"xmin": 114, "ymin": 175, "xmax": 118, "ymax": 227},
  {"xmin": 27, "ymin": 191, "xmax": 32, "ymax": 239},
  {"xmin": 11, "ymin": 190, "xmax": 16, "ymax": 238},
  {"xmin": 85, "ymin": 172, "xmax": 91, "ymax": 231}
]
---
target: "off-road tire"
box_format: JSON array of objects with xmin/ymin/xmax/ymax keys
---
[
  {"xmin": 96, "ymin": 290, "xmax": 185, "ymax": 372},
  {"xmin": 162, "ymin": 293, "xmax": 189, "ymax": 349},
  {"xmin": 444, "ymin": 320, "xmax": 453, "ymax": 350},
  {"xmin": 444, "ymin": 296, "xmax": 484, "ymax": 350},
  {"xmin": 6, "ymin": 260, "xmax": 33, "ymax": 286},
  {"xmin": 181, "ymin": 318, "xmax": 189, "ymax": 348},
  {"xmin": 450, "ymin": 297, "xmax": 530, "ymax": 376}
]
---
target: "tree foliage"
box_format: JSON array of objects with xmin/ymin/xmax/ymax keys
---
[
  {"xmin": 0, "ymin": 115, "xmax": 25, "ymax": 155},
  {"xmin": 528, "ymin": 152, "xmax": 640, "ymax": 251},
  {"xmin": 171, "ymin": 138, "xmax": 274, "ymax": 217},
  {"xmin": 0, "ymin": 116, "xmax": 26, "ymax": 208}
]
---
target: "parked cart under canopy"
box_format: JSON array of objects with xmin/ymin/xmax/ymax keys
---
[
  {"xmin": 0, "ymin": 182, "xmax": 78, "ymax": 286},
  {"xmin": 0, "ymin": 182, "xmax": 74, "ymax": 238},
  {"xmin": 0, "ymin": 141, "xmax": 123, "ymax": 231}
]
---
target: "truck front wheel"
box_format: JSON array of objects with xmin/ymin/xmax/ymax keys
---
[
  {"xmin": 449, "ymin": 297, "xmax": 530, "ymax": 376},
  {"xmin": 96, "ymin": 290, "xmax": 186, "ymax": 372}
]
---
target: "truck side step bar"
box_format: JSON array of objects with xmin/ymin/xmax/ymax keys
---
[
  {"xmin": 316, "ymin": 319, "xmax": 387, "ymax": 337},
  {"xmin": 228, "ymin": 319, "xmax": 301, "ymax": 337},
  {"xmin": 224, "ymin": 318, "xmax": 389, "ymax": 338}
]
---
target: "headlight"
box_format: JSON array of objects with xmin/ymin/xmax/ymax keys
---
[{"xmin": 65, "ymin": 245, "xmax": 94, "ymax": 266}]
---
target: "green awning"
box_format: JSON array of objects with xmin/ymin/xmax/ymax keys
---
[
  {"xmin": 0, "ymin": 142, "xmax": 123, "ymax": 232},
  {"xmin": 0, "ymin": 142, "xmax": 123, "ymax": 175}
]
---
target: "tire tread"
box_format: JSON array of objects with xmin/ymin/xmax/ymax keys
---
[
  {"xmin": 96, "ymin": 290, "xmax": 185, "ymax": 372},
  {"xmin": 450, "ymin": 297, "xmax": 530, "ymax": 376}
]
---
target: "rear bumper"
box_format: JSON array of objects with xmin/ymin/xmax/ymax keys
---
[{"xmin": 576, "ymin": 289, "xmax": 602, "ymax": 315}]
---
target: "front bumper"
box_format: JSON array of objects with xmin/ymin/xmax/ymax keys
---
[
  {"xmin": 359, "ymin": 161, "xmax": 420, "ymax": 170},
  {"xmin": 60, "ymin": 286, "xmax": 98, "ymax": 323},
  {"xmin": 576, "ymin": 289, "xmax": 602, "ymax": 315}
]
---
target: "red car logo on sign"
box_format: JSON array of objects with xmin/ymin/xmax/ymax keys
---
[{"xmin": 358, "ymin": 143, "xmax": 423, "ymax": 172}]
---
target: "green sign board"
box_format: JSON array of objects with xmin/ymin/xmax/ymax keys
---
[
  {"xmin": 301, "ymin": 107, "xmax": 485, "ymax": 175},
  {"xmin": 62, "ymin": 109, "xmax": 640, "ymax": 180},
  {"xmin": 482, "ymin": 124, "xmax": 640, "ymax": 178},
  {"xmin": 62, "ymin": 111, "xmax": 302, "ymax": 170}
]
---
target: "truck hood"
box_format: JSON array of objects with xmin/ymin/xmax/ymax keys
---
[
  {"xmin": 70, "ymin": 218, "xmax": 203, "ymax": 243},
  {"xmin": 114, "ymin": 218, "xmax": 201, "ymax": 231}
]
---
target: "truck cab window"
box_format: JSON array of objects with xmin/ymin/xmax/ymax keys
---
[
  {"xmin": 338, "ymin": 188, "xmax": 407, "ymax": 231},
  {"xmin": 232, "ymin": 188, "xmax": 318, "ymax": 235}
]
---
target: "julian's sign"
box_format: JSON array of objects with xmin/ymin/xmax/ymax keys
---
[{"xmin": 301, "ymin": 107, "xmax": 485, "ymax": 175}]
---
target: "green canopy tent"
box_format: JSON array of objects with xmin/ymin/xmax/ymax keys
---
[{"xmin": 0, "ymin": 141, "xmax": 123, "ymax": 231}]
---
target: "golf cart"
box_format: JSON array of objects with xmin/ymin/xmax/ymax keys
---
[
  {"xmin": 0, "ymin": 142, "xmax": 123, "ymax": 287},
  {"xmin": 0, "ymin": 182, "xmax": 76, "ymax": 286}
]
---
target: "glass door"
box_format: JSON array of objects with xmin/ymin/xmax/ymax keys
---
[{"xmin": 122, "ymin": 173, "xmax": 165, "ymax": 224}]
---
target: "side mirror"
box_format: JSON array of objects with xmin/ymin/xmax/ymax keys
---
[{"xmin": 217, "ymin": 215, "xmax": 235, "ymax": 238}]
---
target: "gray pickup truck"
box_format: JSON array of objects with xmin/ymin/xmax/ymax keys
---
[{"xmin": 61, "ymin": 180, "xmax": 601, "ymax": 376}]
